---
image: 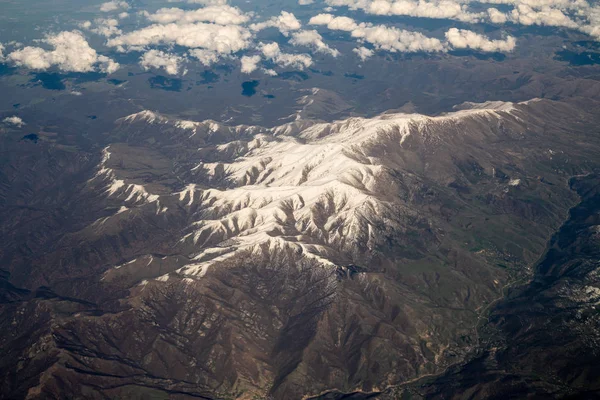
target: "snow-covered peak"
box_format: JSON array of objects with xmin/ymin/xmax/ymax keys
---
[
  {"xmin": 121, "ymin": 110, "xmax": 165, "ymax": 124},
  {"xmin": 102, "ymin": 99, "xmax": 534, "ymax": 280},
  {"xmin": 90, "ymin": 146, "xmax": 159, "ymax": 206},
  {"xmin": 452, "ymin": 100, "xmax": 517, "ymax": 112}
]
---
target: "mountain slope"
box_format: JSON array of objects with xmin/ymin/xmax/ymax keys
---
[
  {"xmin": 328, "ymin": 174, "xmax": 600, "ymax": 400},
  {"xmin": 1, "ymin": 97, "xmax": 600, "ymax": 399}
]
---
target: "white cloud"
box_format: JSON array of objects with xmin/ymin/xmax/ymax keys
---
[
  {"xmin": 17, "ymin": 0, "xmax": 600, "ymax": 76},
  {"xmin": 240, "ymin": 55, "xmax": 261, "ymax": 73},
  {"xmin": 3, "ymin": 116, "xmax": 25, "ymax": 127},
  {"xmin": 0, "ymin": 43, "xmax": 4, "ymax": 61},
  {"xmin": 310, "ymin": 7, "xmax": 523, "ymax": 55},
  {"xmin": 487, "ymin": 7, "xmax": 508, "ymax": 23},
  {"xmin": 262, "ymin": 68, "xmax": 278, "ymax": 75},
  {"xmin": 509, "ymin": 4, "xmax": 578, "ymax": 27},
  {"xmin": 323, "ymin": 0, "xmax": 482, "ymax": 22},
  {"xmin": 299, "ymin": 0, "xmax": 315, "ymax": 4},
  {"xmin": 98, "ymin": 55, "xmax": 120, "ymax": 74},
  {"xmin": 107, "ymin": 6, "xmax": 315, "ymax": 74},
  {"xmin": 366, "ymin": 0, "xmax": 482, "ymax": 23},
  {"xmin": 309, "ymin": 13, "xmax": 361, "ymax": 31},
  {"xmin": 353, "ymin": 46, "xmax": 374, "ymax": 60},
  {"xmin": 147, "ymin": 5, "xmax": 250, "ymax": 25},
  {"xmin": 475, "ymin": 0, "xmax": 587, "ymax": 10},
  {"xmin": 188, "ymin": 49, "xmax": 221, "ymax": 66},
  {"xmin": 92, "ymin": 19, "xmax": 122, "ymax": 37},
  {"xmin": 311, "ymin": 14, "xmax": 444, "ymax": 53},
  {"xmin": 9, "ymin": 47, "xmax": 53, "ymax": 70},
  {"xmin": 319, "ymin": 0, "xmax": 600, "ymax": 38},
  {"xmin": 100, "ymin": 1, "xmax": 129, "ymax": 12},
  {"xmin": 140, "ymin": 49, "xmax": 185, "ymax": 75},
  {"xmin": 80, "ymin": 18, "xmax": 122, "ymax": 37},
  {"xmin": 354, "ymin": 24, "xmax": 445, "ymax": 52},
  {"xmin": 259, "ymin": 42, "xmax": 313, "ymax": 69},
  {"xmin": 251, "ymin": 11, "xmax": 302, "ymax": 36},
  {"xmin": 186, "ymin": 0, "xmax": 228, "ymax": 4},
  {"xmin": 7, "ymin": 31, "xmax": 119, "ymax": 73},
  {"xmin": 260, "ymin": 42, "xmax": 282, "ymax": 59},
  {"xmin": 107, "ymin": 23, "xmax": 252, "ymax": 55},
  {"xmin": 582, "ymin": 5, "xmax": 600, "ymax": 38},
  {"xmin": 445, "ymin": 28, "xmax": 516, "ymax": 52},
  {"xmin": 323, "ymin": 0, "xmax": 367, "ymax": 9},
  {"xmin": 290, "ymin": 30, "xmax": 340, "ymax": 57}
]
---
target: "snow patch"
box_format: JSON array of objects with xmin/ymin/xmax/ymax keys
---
[{"xmin": 92, "ymin": 146, "xmax": 159, "ymax": 205}]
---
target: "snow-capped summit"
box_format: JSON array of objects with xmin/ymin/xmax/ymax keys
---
[{"xmin": 94, "ymin": 99, "xmax": 538, "ymax": 279}]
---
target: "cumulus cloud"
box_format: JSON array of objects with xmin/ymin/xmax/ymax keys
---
[
  {"xmin": 140, "ymin": 49, "xmax": 185, "ymax": 75},
  {"xmin": 582, "ymin": 5, "xmax": 600, "ymax": 38},
  {"xmin": 366, "ymin": 0, "xmax": 482, "ymax": 23},
  {"xmin": 481, "ymin": 0, "xmax": 600, "ymax": 36},
  {"xmin": 3, "ymin": 116, "xmax": 25, "ymax": 127},
  {"xmin": 487, "ymin": 7, "xmax": 508, "ymax": 23},
  {"xmin": 0, "ymin": 43, "xmax": 4, "ymax": 61},
  {"xmin": 80, "ymin": 18, "xmax": 122, "ymax": 37},
  {"xmin": 259, "ymin": 42, "xmax": 313, "ymax": 69},
  {"xmin": 353, "ymin": 46, "xmax": 374, "ymax": 60},
  {"xmin": 290, "ymin": 30, "xmax": 340, "ymax": 56},
  {"xmin": 240, "ymin": 55, "xmax": 261, "ymax": 73},
  {"xmin": 353, "ymin": 24, "xmax": 445, "ymax": 52},
  {"xmin": 473, "ymin": 1, "xmax": 582, "ymax": 29},
  {"xmin": 263, "ymin": 68, "xmax": 278, "ymax": 76},
  {"xmin": 320, "ymin": 0, "xmax": 600, "ymax": 38},
  {"xmin": 251, "ymin": 11, "xmax": 302, "ymax": 36},
  {"xmin": 121, "ymin": 0, "xmax": 600, "ymax": 60},
  {"xmin": 322, "ymin": 0, "xmax": 367, "ymax": 9},
  {"xmin": 445, "ymin": 28, "xmax": 516, "ymax": 52},
  {"xmin": 9, "ymin": 47, "xmax": 54, "ymax": 70},
  {"xmin": 187, "ymin": 0, "xmax": 228, "ymax": 4},
  {"xmin": 188, "ymin": 49, "xmax": 221, "ymax": 66},
  {"xmin": 475, "ymin": 0, "xmax": 586, "ymax": 10},
  {"xmin": 323, "ymin": 0, "xmax": 482, "ymax": 22},
  {"xmin": 311, "ymin": 14, "xmax": 444, "ymax": 53},
  {"xmin": 98, "ymin": 55, "xmax": 120, "ymax": 74},
  {"xmin": 509, "ymin": 4, "xmax": 578, "ymax": 27},
  {"xmin": 16, "ymin": 0, "xmax": 600, "ymax": 75},
  {"xmin": 100, "ymin": 1, "xmax": 129, "ymax": 12},
  {"xmin": 309, "ymin": 13, "xmax": 361, "ymax": 31},
  {"xmin": 146, "ymin": 5, "xmax": 250, "ymax": 25},
  {"xmin": 107, "ymin": 23, "xmax": 252, "ymax": 54},
  {"xmin": 103, "ymin": 5, "xmax": 326, "ymax": 74},
  {"xmin": 7, "ymin": 31, "xmax": 119, "ymax": 73}
]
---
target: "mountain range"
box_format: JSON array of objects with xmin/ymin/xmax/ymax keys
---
[{"xmin": 1, "ymin": 93, "xmax": 600, "ymax": 399}]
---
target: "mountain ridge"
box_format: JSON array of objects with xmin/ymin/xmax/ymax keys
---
[
  {"xmin": 93, "ymin": 98, "xmax": 576, "ymax": 282},
  {"xmin": 1, "ymin": 96, "xmax": 600, "ymax": 399}
]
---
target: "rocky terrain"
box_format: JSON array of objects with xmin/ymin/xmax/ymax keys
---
[
  {"xmin": 1, "ymin": 95, "xmax": 600, "ymax": 399},
  {"xmin": 314, "ymin": 174, "xmax": 600, "ymax": 399}
]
